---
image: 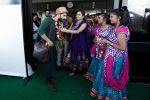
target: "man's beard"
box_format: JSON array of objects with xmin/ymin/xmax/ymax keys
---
[{"xmin": 58, "ymin": 18, "xmax": 63, "ymax": 22}]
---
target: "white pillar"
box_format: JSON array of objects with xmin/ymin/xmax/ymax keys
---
[
  {"xmin": 114, "ymin": 0, "xmax": 120, "ymax": 9},
  {"xmin": 46, "ymin": 3, "xmax": 49, "ymax": 9},
  {"xmin": 122, "ymin": 0, "xmax": 128, "ymax": 7},
  {"xmin": 114, "ymin": 0, "xmax": 128, "ymax": 9}
]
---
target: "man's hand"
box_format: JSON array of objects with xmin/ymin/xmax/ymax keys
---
[
  {"xmin": 41, "ymin": 34, "xmax": 53, "ymax": 47},
  {"xmin": 45, "ymin": 40, "xmax": 54, "ymax": 47},
  {"xmin": 60, "ymin": 28, "xmax": 68, "ymax": 33}
]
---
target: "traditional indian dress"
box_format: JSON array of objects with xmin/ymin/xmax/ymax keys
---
[
  {"xmin": 85, "ymin": 25, "xmax": 112, "ymax": 82},
  {"xmin": 91, "ymin": 25, "xmax": 130, "ymax": 100},
  {"xmin": 64, "ymin": 20, "xmax": 88, "ymax": 72}
]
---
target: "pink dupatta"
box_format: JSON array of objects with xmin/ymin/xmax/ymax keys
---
[{"xmin": 105, "ymin": 55, "xmax": 129, "ymax": 90}]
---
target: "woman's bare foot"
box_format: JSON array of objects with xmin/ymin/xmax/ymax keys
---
[
  {"xmin": 123, "ymin": 97, "xmax": 127, "ymax": 100},
  {"xmin": 98, "ymin": 96, "xmax": 105, "ymax": 100},
  {"xmin": 69, "ymin": 72, "xmax": 75, "ymax": 76},
  {"xmin": 105, "ymin": 97, "xmax": 109, "ymax": 100}
]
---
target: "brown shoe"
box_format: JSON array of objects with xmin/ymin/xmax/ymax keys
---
[{"xmin": 47, "ymin": 81, "xmax": 56, "ymax": 92}]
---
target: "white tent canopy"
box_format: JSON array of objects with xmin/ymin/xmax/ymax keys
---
[{"xmin": 0, "ymin": 0, "xmax": 27, "ymax": 77}]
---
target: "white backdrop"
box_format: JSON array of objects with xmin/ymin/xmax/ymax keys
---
[
  {"xmin": 114, "ymin": 0, "xmax": 128, "ymax": 9},
  {"xmin": 0, "ymin": 1, "xmax": 27, "ymax": 77}
]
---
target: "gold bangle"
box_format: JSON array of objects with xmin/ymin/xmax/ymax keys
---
[
  {"xmin": 110, "ymin": 42, "xmax": 113, "ymax": 46},
  {"xmin": 106, "ymin": 40, "xmax": 109, "ymax": 44},
  {"xmin": 107, "ymin": 41, "xmax": 113, "ymax": 46}
]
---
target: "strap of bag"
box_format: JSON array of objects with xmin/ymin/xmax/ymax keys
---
[{"xmin": 47, "ymin": 16, "xmax": 53, "ymax": 39}]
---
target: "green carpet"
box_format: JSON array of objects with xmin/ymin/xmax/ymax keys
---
[{"xmin": 0, "ymin": 62, "xmax": 150, "ymax": 100}]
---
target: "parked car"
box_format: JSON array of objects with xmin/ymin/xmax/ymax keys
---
[{"xmin": 128, "ymin": 10, "xmax": 150, "ymax": 83}]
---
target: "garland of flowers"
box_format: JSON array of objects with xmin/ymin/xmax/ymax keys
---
[
  {"xmin": 96, "ymin": 36, "xmax": 105, "ymax": 59},
  {"xmin": 54, "ymin": 21, "xmax": 63, "ymax": 39}
]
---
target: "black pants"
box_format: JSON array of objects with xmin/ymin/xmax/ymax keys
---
[{"xmin": 45, "ymin": 46, "xmax": 57, "ymax": 82}]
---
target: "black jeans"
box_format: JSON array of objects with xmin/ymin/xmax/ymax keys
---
[{"xmin": 45, "ymin": 46, "xmax": 57, "ymax": 82}]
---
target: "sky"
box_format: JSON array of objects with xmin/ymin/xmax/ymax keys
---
[
  {"xmin": 128, "ymin": 0, "xmax": 150, "ymax": 16},
  {"xmin": 0, "ymin": 0, "xmax": 20, "ymax": 5}
]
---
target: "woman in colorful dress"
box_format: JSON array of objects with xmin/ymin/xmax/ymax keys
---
[
  {"xmin": 85, "ymin": 13, "xmax": 112, "ymax": 82},
  {"xmin": 60, "ymin": 10, "xmax": 88, "ymax": 76},
  {"xmin": 90, "ymin": 9, "xmax": 130, "ymax": 100}
]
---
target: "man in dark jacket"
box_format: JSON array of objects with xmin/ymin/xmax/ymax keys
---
[{"xmin": 38, "ymin": 7, "xmax": 68, "ymax": 91}]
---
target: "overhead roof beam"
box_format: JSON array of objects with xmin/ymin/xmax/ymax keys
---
[{"xmin": 32, "ymin": 0, "xmax": 86, "ymax": 3}]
